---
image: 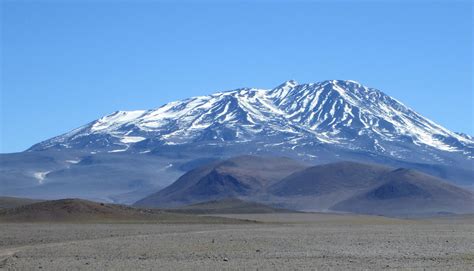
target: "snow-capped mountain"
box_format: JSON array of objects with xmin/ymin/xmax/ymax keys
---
[
  {"xmin": 30, "ymin": 80, "xmax": 473, "ymax": 164},
  {"xmin": 3, "ymin": 79, "xmax": 473, "ymax": 203}
]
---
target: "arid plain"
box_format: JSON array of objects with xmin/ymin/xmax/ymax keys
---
[{"xmin": 1, "ymin": 213, "xmax": 473, "ymax": 270}]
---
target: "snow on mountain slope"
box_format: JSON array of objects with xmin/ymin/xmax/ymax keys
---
[
  {"xmin": 29, "ymin": 80, "xmax": 473, "ymax": 164},
  {"xmin": 269, "ymin": 80, "xmax": 471, "ymax": 151}
]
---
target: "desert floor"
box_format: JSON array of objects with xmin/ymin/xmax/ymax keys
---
[{"xmin": 1, "ymin": 213, "xmax": 473, "ymax": 270}]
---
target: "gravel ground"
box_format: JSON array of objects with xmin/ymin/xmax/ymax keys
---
[{"xmin": 1, "ymin": 214, "xmax": 473, "ymax": 270}]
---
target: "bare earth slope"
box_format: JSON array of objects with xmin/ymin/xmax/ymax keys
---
[
  {"xmin": 269, "ymin": 161, "xmax": 391, "ymax": 196},
  {"xmin": 266, "ymin": 161, "xmax": 474, "ymax": 215},
  {"xmin": 135, "ymin": 157, "xmax": 474, "ymax": 216},
  {"xmin": 0, "ymin": 199, "xmax": 251, "ymax": 224},
  {"xmin": 135, "ymin": 155, "xmax": 307, "ymax": 208},
  {"xmin": 169, "ymin": 198, "xmax": 296, "ymax": 214},
  {"xmin": 331, "ymin": 168, "xmax": 474, "ymax": 216}
]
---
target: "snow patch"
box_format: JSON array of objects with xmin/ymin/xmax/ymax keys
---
[
  {"xmin": 65, "ymin": 159, "xmax": 80, "ymax": 164},
  {"xmin": 120, "ymin": 136, "xmax": 146, "ymax": 143},
  {"xmin": 33, "ymin": 171, "xmax": 50, "ymax": 184}
]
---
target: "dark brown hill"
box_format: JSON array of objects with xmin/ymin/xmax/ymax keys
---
[
  {"xmin": 0, "ymin": 198, "xmax": 253, "ymax": 223},
  {"xmin": 134, "ymin": 155, "xmax": 307, "ymax": 208}
]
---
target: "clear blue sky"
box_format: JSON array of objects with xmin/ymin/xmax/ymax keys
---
[{"xmin": 1, "ymin": 0, "xmax": 472, "ymax": 153}]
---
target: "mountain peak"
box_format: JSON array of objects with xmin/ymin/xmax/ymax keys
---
[
  {"xmin": 268, "ymin": 80, "xmax": 299, "ymax": 101},
  {"xmin": 278, "ymin": 80, "xmax": 298, "ymax": 88},
  {"xmin": 328, "ymin": 79, "xmax": 363, "ymax": 85},
  {"xmin": 271, "ymin": 80, "xmax": 299, "ymax": 92}
]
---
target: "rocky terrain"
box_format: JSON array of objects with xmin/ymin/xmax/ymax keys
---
[{"xmin": 1, "ymin": 213, "xmax": 473, "ymax": 270}]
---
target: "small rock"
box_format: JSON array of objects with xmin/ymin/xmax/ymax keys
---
[
  {"xmin": 256, "ymin": 249, "xmax": 260, "ymax": 252},
  {"xmin": 223, "ymin": 257, "xmax": 228, "ymax": 262}
]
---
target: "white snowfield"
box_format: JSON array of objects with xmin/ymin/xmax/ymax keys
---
[{"xmin": 35, "ymin": 80, "xmax": 473, "ymax": 156}]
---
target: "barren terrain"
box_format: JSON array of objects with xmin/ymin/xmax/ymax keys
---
[{"xmin": 1, "ymin": 213, "xmax": 473, "ymax": 270}]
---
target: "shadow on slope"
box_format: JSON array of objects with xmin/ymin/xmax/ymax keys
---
[{"xmin": 331, "ymin": 168, "xmax": 474, "ymax": 216}]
